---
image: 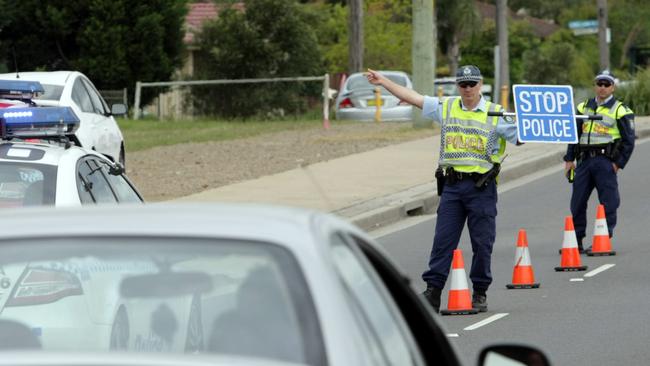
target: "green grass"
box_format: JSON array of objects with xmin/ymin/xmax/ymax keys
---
[{"xmin": 118, "ymin": 117, "xmax": 332, "ymax": 152}]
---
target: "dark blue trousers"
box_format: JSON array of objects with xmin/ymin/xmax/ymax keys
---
[
  {"xmin": 571, "ymin": 155, "xmax": 619, "ymax": 241},
  {"xmin": 422, "ymin": 179, "xmax": 497, "ymax": 293}
]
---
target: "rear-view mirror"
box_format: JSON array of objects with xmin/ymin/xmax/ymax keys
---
[
  {"xmin": 479, "ymin": 344, "xmax": 551, "ymax": 366},
  {"xmin": 111, "ymin": 103, "xmax": 128, "ymax": 116}
]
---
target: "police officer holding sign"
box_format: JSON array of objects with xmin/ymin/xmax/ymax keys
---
[
  {"xmin": 564, "ymin": 70, "xmax": 635, "ymax": 252},
  {"xmin": 367, "ymin": 65, "xmax": 519, "ymax": 313}
]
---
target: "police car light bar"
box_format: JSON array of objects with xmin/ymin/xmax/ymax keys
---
[
  {"xmin": 0, "ymin": 80, "xmax": 45, "ymax": 100},
  {"xmin": 1, "ymin": 107, "xmax": 80, "ymax": 139}
]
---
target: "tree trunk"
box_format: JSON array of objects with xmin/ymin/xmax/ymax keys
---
[
  {"xmin": 348, "ymin": 0, "xmax": 363, "ymax": 74},
  {"xmin": 447, "ymin": 35, "xmax": 460, "ymax": 77}
]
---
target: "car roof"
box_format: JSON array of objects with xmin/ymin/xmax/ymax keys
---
[
  {"xmin": 0, "ymin": 141, "xmax": 102, "ymax": 166},
  {"xmin": 0, "ymin": 203, "xmax": 366, "ymax": 249},
  {"xmin": 0, "ymin": 71, "xmax": 79, "ymax": 86}
]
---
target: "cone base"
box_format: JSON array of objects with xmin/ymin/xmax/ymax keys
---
[
  {"xmin": 506, "ymin": 283, "xmax": 540, "ymax": 289},
  {"xmin": 555, "ymin": 265, "xmax": 588, "ymax": 272},
  {"xmin": 586, "ymin": 249, "xmax": 616, "ymax": 256},
  {"xmin": 440, "ymin": 308, "xmax": 479, "ymax": 315}
]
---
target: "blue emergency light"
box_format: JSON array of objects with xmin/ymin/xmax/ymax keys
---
[
  {"xmin": 0, "ymin": 80, "xmax": 45, "ymax": 99},
  {"xmin": 1, "ymin": 107, "xmax": 80, "ymax": 139}
]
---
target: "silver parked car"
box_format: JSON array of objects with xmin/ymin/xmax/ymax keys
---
[
  {"xmin": 335, "ymin": 71, "xmax": 413, "ymax": 122},
  {"xmin": 0, "ymin": 204, "xmax": 549, "ymax": 366}
]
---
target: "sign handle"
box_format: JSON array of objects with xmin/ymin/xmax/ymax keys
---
[{"xmin": 487, "ymin": 111, "xmax": 603, "ymax": 120}]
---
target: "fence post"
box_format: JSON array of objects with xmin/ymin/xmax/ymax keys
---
[
  {"xmin": 322, "ymin": 73, "xmax": 330, "ymax": 129},
  {"xmin": 134, "ymin": 81, "xmax": 142, "ymax": 120}
]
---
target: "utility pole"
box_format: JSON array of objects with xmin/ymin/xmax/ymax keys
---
[
  {"xmin": 348, "ymin": 0, "xmax": 363, "ymax": 73},
  {"xmin": 496, "ymin": 0, "xmax": 510, "ymax": 109},
  {"xmin": 597, "ymin": 0, "xmax": 609, "ymax": 71},
  {"xmin": 412, "ymin": 0, "xmax": 435, "ymax": 128}
]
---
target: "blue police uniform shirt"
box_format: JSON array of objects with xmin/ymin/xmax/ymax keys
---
[{"xmin": 422, "ymin": 95, "xmax": 518, "ymax": 155}]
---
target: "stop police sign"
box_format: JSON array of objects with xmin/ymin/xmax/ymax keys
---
[{"xmin": 512, "ymin": 84, "xmax": 578, "ymax": 143}]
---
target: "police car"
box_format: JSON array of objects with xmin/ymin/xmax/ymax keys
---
[
  {"xmin": 0, "ymin": 72, "xmax": 127, "ymax": 166},
  {"xmin": 0, "ymin": 86, "xmax": 142, "ymax": 207}
]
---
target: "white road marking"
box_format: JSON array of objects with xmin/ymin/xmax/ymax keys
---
[
  {"xmin": 446, "ymin": 333, "xmax": 459, "ymax": 337},
  {"xmin": 584, "ymin": 264, "xmax": 616, "ymax": 277},
  {"xmin": 570, "ymin": 278, "xmax": 584, "ymax": 282},
  {"xmin": 463, "ymin": 313, "xmax": 509, "ymax": 331}
]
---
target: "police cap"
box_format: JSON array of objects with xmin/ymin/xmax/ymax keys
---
[
  {"xmin": 455, "ymin": 65, "xmax": 483, "ymax": 83},
  {"xmin": 594, "ymin": 69, "xmax": 616, "ymax": 84}
]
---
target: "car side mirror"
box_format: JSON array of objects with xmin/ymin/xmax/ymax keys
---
[
  {"xmin": 111, "ymin": 103, "xmax": 128, "ymax": 116},
  {"xmin": 479, "ymin": 345, "xmax": 550, "ymax": 366},
  {"xmin": 109, "ymin": 162, "xmax": 125, "ymax": 176}
]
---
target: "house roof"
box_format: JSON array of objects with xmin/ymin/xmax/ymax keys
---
[
  {"xmin": 184, "ymin": 1, "xmax": 244, "ymax": 45},
  {"xmin": 475, "ymin": 1, "xmax": 559, "ymax": 39}
]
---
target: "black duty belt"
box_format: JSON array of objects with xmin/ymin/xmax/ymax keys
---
[
  {"xmin": 580, "ymin": 147, "xmax": 608, "ymax": 158},
  {"xmin": 445, "ymin": 168, "xmax": 481, "ymax": 182}
]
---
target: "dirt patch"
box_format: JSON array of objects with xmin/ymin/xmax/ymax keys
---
[{"xmin": 126, "ymin": 122, "xmax": 435, "ymax": 202}]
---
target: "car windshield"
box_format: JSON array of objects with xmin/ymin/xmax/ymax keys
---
[
  {"xmin": 0, "ymin": 162, "xmax": 57, "ymax": 207},
  {"xmin": 347, "ymin": 74, "xmax": 408, "ymax": 94},
  {"xmin": 33, "ymin": 84, "xmax": 64, "ymax": 101},
  {"xmin": 0, "ymin": 237, "xmax": 324, "ymax": 365}
]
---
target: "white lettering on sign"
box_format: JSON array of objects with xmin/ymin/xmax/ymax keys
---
[
  {"xmin": 517, "ymin": 90, "xmax": 570, "ymax": 114},
  {"xmin": 521, "ymin": 118, "xmax": 572, "ymax": 138}
]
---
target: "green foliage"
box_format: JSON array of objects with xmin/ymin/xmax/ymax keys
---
[
  {"xmin": 618, "ymin": 67, "xmax": 650, "ymax": 115},
  {"xmin": 0, "ymin": 0, "xmax": 188, "ymax": 106},
  {"xmin": 192, "ymin": 0, "xmax": 324, "ymax": 118},
  {"xmin": 521, "ymin": 30, "xmax": 593, "ymax": 86}
]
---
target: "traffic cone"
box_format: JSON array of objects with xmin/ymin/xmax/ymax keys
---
[
  {"xmin": 507, "ymin": 229, "xmax": 540, "ymax": 289},
  {"xmin": 556, "ymin": 216, "xmax": 588, "ymax": 272},
  {"xmin": 586, "ymin": 204, "xmax": 616, "ymax": 256},
  {"xmin": 440, "ymin": 249, "xmax": 478, "ymax": 315}
]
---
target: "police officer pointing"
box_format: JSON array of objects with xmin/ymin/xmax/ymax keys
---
[
  {"xmin": 564, "ymin": 70, "xmax": 635, "ymax": 252},
  {"xmin": 367, "ymin": 65, "xmax": 519, "ymax": 312}
]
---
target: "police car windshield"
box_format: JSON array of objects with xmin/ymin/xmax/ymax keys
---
[
  {"xmin": 0, "ymin": 162, "xmax": 56, "ymax": 207},
  {"xmin": 33, "ymin": 84, "xmax": 64, "ymax": 101}
]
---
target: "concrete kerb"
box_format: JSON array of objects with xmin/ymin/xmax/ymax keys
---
[{"xmin": 338, "ymin": 124, "xmax": 650, "ymax": 233}]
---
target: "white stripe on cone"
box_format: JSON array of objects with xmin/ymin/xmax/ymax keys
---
[
  {"xmin": 563, "ymin": 229, "xmax": 578, "ymax": 248},
  {"xmin": 594, "ymin": 217, "xmax": 609, "ymax": 236},
  {"xmin": 450, "ymin": 268, "xmax": 470, "ymax": 290},
  {"xmin": 514, "ymin": 247, "xmax": 532, "ymax": 266}
]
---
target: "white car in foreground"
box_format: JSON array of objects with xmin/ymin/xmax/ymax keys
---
[
  {"xmin": 0, "ymin": 204, "xmax": 548, "ymax": 366},
  {"xmin": 0, "ymin": 71, "xmax": 127, "ymax": 165}
]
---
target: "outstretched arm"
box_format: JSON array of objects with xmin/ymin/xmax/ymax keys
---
[{"xmin": 366, "ymin": 69, "xmax": 425, "ymax": 109}]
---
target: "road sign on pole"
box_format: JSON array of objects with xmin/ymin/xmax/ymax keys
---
[{"xmin": 512, "ymin": 85, "xmax": 578, "ymax": 143}]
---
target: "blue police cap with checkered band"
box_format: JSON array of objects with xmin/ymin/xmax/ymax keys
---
[
  {"xmin": 455, "ymin": 65, "xmax": 483, "ymax": 83},
  {"xmin": 594, "ymin": 69, "xmax": 616, "ymax": 83}
]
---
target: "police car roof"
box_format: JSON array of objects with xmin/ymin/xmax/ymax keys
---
[
  {"xmin": 0, "ymin": 71, "xmax": 80, "ymax": 87},
  {"xmin": 0, "ymin": 141, "xmax": 101, "ymax": 166}
]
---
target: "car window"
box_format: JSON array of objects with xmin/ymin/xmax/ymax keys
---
[
  {"xmin": 81, "ymin": 78, "xmax": 108, "ymax": 114},
  {"xmin": 99, "ymin": 162, "xmax": 143, "ymax": 203},
  {"xmin": 0, "ymin": 162, "xmax": 57, "ymax": 207},
  {"xmin": 0, "ymin": 237, "xmax": 326, "ymax": 366},
  {"xmin": 33, "ymin": 84, "xmax": 64, "ymax": 101},
  {"xmin": 71, "ymin": 78, "xmax": 95, "ymax": 113},
  {"xmin": 76, "ymin": 158, "xmax": 117, "ymax": 204},
  {"xmin": 330, "ymin": 233, "xmax": 419, "ymax": 366}
]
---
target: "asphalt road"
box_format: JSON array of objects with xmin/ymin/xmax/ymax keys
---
[{"xmin": 375, "ymin": 137, "xmax": 650, "ymax": 366}]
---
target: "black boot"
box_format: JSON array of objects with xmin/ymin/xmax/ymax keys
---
[
  {"xmin": 422, "ymin": 286, "xmax": 441, "ymax": 313},
  {"xmin": 472, "ymin": 292, "xmax": 488, "ymax": 312}
]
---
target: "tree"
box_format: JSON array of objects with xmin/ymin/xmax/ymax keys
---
[
  {"xmin": 0, "ymin": 0, "xmax": 188, "ymax": 105},
  {"xmin": 192, "ymin": 0, "xmax": 324, "ymax": 118},
  {"xmin": 435, "ymin": 0, "xmax": 481, "ymax": 76},
  {"xmin": 348, "ymin": 0, "xmax": 363, "ymax": 73}
]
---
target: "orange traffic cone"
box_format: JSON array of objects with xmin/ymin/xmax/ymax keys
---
[
  {"xmin": 440, "ymin": 249, "xmax": 478, "ymax": 315},
  {"xmin": 507, "ymin": 229, "xmax": 540, "ymax": 289},
  {"xmin": 556, "ymin": 216, "xmax": 588, "ymax": 271},
  {"xmin": 586, "ymin": 204, "xmax": 616, "ymax": 256}
]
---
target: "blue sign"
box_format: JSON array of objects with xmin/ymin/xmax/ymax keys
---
[
  {"xmin": 512, "ymin": 85, "xmax": 577, "ymax": 143},
  {"xmin": 568, "ymin": 20, "xmax": 598, "ymax": 29}
]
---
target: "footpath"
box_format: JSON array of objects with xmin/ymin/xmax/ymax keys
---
[{"xmin": 178, "ymin": 117, "xmax": 650, "ymax": 232}]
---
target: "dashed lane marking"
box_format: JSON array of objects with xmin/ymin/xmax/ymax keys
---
[
  {"xmin": 584, "ymin": 264, "xmax": 616, "ymax": 277},
  {"xmin": 463, "ymin": 313, "xmax": 509, "ymax": 331}
]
